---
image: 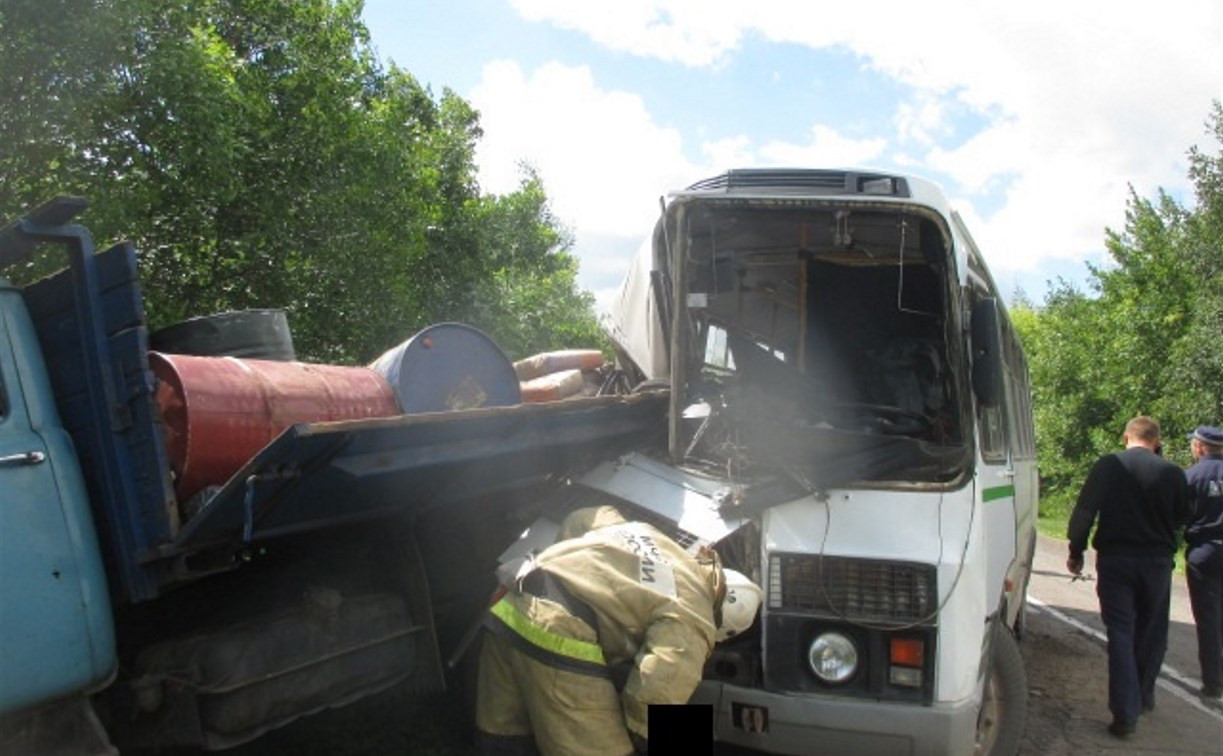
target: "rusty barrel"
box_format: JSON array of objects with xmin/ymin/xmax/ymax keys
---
[
  {"xmin": 512, "ymin": 349, "xmax": 605, "ymax": 381},
  {"xmin": 519, "ymin": 369, "xmax": 585, "ymax": 402},
  {"xmin": 150, "ymin": 353, "xmax": 400, "ymax": 501}
]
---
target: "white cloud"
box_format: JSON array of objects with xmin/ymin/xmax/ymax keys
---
[
  {"xmin": 758, "ymin": 124, "xmax": 887, "ymax": 168},
  {"xmin": 510, "ymin": 0, "xmax": 750, "ymax": 67},
  {"xmin": 925, "ymin": 120, "xmax": 1025, "ymax": 195},
  {"xmin": 469, "ymin": 60, "xmax": 710, "ymax": 308},
  {"xmin": 470, "ymin": 60, "xmax": 696, "ymax": 238},
  {"xmin": 959, "ymin": 160, "xmax": 1135, "ymax": 274},
  {"xmin": 504, "ymin": 0, "xmax": 1222, "ymax": 282},
  {"xmin": 700, "ymin": 135, "xmax": 754, "ymax": 170},
  {"xmin": 894, "ymin": 94, "xmax": 951, "ymax": 147},
  {"xmin": 468, "ymin": 59, "xmax": 909, "ymax": 306}
]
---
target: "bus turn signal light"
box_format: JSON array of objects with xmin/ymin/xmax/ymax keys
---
[{"xmin": 889, "ymin": 637, "xmax": 924, "ymax": 668}]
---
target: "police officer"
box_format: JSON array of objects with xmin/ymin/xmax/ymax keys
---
[
  {"xmin": 1067, "ymin": 416, "xmax": 1190, "ymax": 738},
  {"xmin": 475, "ymin": 505, "xmax": 762, "ymax": 755},
  {"xmin": 1184, "ymin": 425, "xmax": 1223, "ymax": 700}
]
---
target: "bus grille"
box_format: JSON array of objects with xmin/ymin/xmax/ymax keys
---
[{"xmin": 769, "ymin": 554, "xmax": 937, "ymax": 625}]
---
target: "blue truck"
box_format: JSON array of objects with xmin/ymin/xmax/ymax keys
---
[{"xmin": 0, "ymin": 197, "xmax": 665, "ymax": 754}]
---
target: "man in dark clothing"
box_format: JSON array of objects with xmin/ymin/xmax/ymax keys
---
[
  {"xmin": 1184, "ymin": 425, "xmax": 1223, "ymax": 700},
  {"xmin": 1067, "ymin": 416, "xmax": 1190, "ymax": 738}
]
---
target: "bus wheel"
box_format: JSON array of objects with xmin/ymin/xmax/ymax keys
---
[{"xmin": 974, "ymin": 628, "xmax": 1027, "ymax": 756}]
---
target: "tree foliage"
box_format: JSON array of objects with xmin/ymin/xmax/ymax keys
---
[
  {"xmin": 1016, "ymin": 102, "xmax": 1223, "ymax": 505},
  {"xmin": 0, "ymin": 0, "xmax": 605, "ymax": 363}
]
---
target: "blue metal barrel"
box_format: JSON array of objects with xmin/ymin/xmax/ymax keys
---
[{"xmin": 369, "ymin": 323, "xmax": 521, "ymax": 413}]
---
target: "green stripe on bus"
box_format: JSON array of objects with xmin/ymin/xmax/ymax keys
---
[{"xmin": 983, "ymin": 485, "xmax": 1015, "ymax": 502}]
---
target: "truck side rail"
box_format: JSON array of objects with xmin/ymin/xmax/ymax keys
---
[
  {"xmin": 1, "ymin": 198, "xmax": 177, "ymax": 604},
  {"xmin": 170, "ymin": 391, "xmax": 669, "ymax": 555}
]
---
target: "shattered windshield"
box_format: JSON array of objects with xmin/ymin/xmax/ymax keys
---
[{"xmin": 674, "ymin": 201, "xmax": 971, "ymax": 488}]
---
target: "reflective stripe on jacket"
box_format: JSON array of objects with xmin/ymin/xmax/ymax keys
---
[
  {"xmin": 486, "ymin": 595, "xmax": 609, "ymax": 678},
  {"xmin": 530, "ymin": 506, "xmax": 720, "ymax": 738}
]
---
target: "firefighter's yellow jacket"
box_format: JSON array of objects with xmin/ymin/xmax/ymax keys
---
[{"xmin": 490, "ymin": 505, "xmax": 720, "ymax": 740}]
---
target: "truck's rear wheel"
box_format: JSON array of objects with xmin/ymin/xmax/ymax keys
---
[{"xmin": 974, "ymin": 627, "xmax": 1027, "ymax": 756}]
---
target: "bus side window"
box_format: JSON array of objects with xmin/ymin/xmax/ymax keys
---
[
  {"xmin": 972, "ymin": 288, "xmax": 1009, "ymax": 462},
  {"xmin": 1002, "ymin": 331, "xmax": 1036, "ymax": 460},
  {"xmin": 979, "ymin": 402, "xmax": 1008, "ymax": 462}
]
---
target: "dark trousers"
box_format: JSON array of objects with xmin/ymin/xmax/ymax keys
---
[
  {"xmin": 1095, "ymin": 553, "xmax": 1173, "ymax": 724},
  {"xmin": 1186, "ymin": 542, "xmax": 1223, "ymax": 691}
]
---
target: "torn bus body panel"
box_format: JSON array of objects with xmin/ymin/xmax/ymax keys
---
[{"xmin": 609, "ymin": 173, "xmax": 974, "ymax": 491}]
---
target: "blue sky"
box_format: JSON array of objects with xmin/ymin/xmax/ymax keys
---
[{"xmin": 361, "ymin": 0, "xmax": 1221, "ymax": 309}]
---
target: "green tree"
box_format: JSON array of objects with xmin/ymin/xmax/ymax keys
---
[
  {"xmin": 1, "ymin": 0, "xmax": 605, "ymax": 365},
  {"xmin": 465, "ymin": 170, "xmax": 607, "ymax": 359},
  {"xmin": 1019, "ymin": 102, "xmax": 1223, "ymax": 514},
  {"xmin": 1160, "ymin": 101, "xmax": 1223, "ymax": 430}
]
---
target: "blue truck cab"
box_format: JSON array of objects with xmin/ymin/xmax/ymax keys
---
[
  {"xmin": 0, "ymin": 238, "xmax": 116, "ymax": 720},
  {"xmin": 0, "ymin": 198, "xmax": 666, "ymax": 754}
]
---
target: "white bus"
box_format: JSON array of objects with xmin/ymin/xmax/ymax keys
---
[{"xmin": 593, "ymin": 168, "xmax": 1037, "ymax": 756}]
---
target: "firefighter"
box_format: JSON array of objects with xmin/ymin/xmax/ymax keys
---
[{"xmin": 474, "ymin": 505, "xmax": 762, "ymax": 755}]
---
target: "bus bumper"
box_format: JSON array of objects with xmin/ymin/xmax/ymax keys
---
[{"xmin": 691, "ymin": 681, "xmax": 979, "ymax": 756}]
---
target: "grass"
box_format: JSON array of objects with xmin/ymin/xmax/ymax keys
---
[
  {"xmin": 1036, "ymin": 493, "xmax": 1187, "ymax": 575},
  {"xmin": 1035, "ymin": 493, "xmax": 1075, "ymax": 541}
]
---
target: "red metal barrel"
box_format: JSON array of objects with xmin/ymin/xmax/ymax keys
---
[{"xmin": 150, "ymin": 353, "xmax": 400, "ymax": 501}]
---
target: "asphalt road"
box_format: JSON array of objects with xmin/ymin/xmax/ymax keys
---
[{"xmin": 1021, "ymin": 534, "xmax": 1223, "ymax": 755}]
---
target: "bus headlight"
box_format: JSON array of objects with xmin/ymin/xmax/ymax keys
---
[{"xmin": 807, "ymin": 632, "xmax": 859, "ymax": 684}]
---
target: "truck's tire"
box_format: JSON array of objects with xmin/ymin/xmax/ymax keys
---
[
  {"xmin": 975, "ymin": 627, "xmax": 1027, "ymax": 756},
  {"xmin": 150, "ymin": 309, "xmax": 296, "ymax": 361}
]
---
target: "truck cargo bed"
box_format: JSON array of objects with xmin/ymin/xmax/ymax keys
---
[
  {"xmin": 2, "ymin": 200, "xmax": 666, "ymax": 604},
  {"xmin": 173, "ymin": 392, "xmax": 667, "ymax": 549}
]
